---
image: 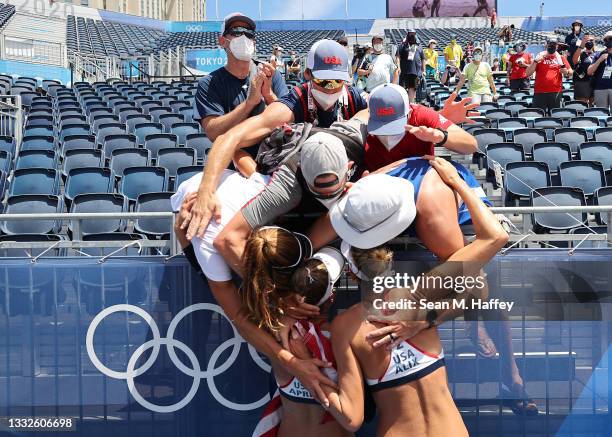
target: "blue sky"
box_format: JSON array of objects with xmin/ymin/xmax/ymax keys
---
[{"xmin": 205, "ymin": 0, "xmax": 610, "ymax": 20}]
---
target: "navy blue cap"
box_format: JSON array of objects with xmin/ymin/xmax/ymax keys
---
[
  {"xmin": 367, "ymin": 84, "xmax": 411, "ymax": 136},
  {"xmin": 307, "ymin": 39, "xmax": 350, "ymax": 81}
]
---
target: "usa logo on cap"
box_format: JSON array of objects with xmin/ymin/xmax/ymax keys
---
[
  {"xmin": 307, "ymin": 39, "xmax": 350, "ymax": 81},
  {"xmin": 367, "ymin": 84, "xmax": 411, "ymax": 136}
]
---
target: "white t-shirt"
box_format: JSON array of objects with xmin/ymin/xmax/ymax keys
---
[
  {"xmin": 170, "ymin": 170, "xmax": 270, "ymax": 282},
  {"xmin": 366, "ymin": 53, "xmax": 397, "ymax": 91}
]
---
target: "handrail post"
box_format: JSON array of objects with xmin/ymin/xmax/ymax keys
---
[{"xmin": 608, "ymin": 213, "xmax": 612, "ymax": 243}]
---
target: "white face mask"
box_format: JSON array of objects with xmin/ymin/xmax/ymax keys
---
[
  {"xmin": 311, "ymin": 87, "xmax": 343, "ymax": 110},
  {"xmin": 473, "ymin": 53, "xmax": 483, "ymax": 61},
  {"xmin": 373, "ymin": 43, "xmax": 384, "ymax": 52},
  {"xmin": 229, "ymin": 35, "xmax": 255, "ymax": 61},
  {"xmin": 378, "ymin": 133, "xmax": 404, "ymax": 151}
]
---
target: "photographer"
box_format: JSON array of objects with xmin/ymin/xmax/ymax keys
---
[
  {"xmin": 441, "ymin": 60, "xmax": 462, "ymax": 87},
  {"xmin": 507, "ymin": 41, "xmax": 533, "ymax": 92},
  {"xmin": 565, "ymin": 19, "xmax": 584, "ymax": 68},
  {"xmin": 587, "ymin": 31, "xmax": 612, "ymax": 111},
  {"xmin": 355, "ymin": 43, "xmax": 373, "ymax": 90},
  {"xmin": 286, "ymin": 50, "xmax": 301, "ymax": 82},
  {"xmin": 572, "ymin": 34, "xmax": 596, "ymax": 104},
  {"xmin": 397, "ymin": 29, "xmax": 424, "ymax": 100},
  {"xmin": 362, "ymin": 35, "xmax": 398, "ymax": 92}
]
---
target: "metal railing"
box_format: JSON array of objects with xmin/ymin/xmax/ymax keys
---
[{"xmin": 0, "ymin": 94, "xmax": 22, "ymax": 148}]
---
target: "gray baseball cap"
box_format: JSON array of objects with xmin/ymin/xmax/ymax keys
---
[
  {"xmin": 221, "ymin": 12, "xmax": 256, "ymax": 35},
  {"xmin": 300, "ymin": 132, "xmax": 349, "ymax": 192},
  {"xmin": 307, "ymin": 39, "xmax": 350, "ymax": 81}
]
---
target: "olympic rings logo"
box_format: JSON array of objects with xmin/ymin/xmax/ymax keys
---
[
  {"xmin": 86, "ymin": 303, "xmax": 271, "ymax": 413},
  {"xmin": 185, "ymin": 25, "xmax": 204, "ymax": 32}
]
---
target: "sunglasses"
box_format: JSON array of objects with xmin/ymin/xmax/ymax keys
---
[
  {"xmin": 258, "ymin": 226, "xmax": 313, "ymax": 272},
  {"xmin": 309, "ymin": 167, "xmax": 355, "ymax": 200},
  {"xmin": 225, "ymin": 27, "xmax": 255, "ymax": 40},
  {"xmin": 312, "ymin": 78, "xmax": 345, "ymax": 90}
]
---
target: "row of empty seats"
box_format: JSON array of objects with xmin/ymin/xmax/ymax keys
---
[
  {"xmin": 0, "ymin": 2, "xmax": 15, "ymax": 28},
  {"xmin": 385, "ymin": 27, "xmax": 547, "ymax": 47}
]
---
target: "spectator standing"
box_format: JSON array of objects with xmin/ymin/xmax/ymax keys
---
[
  {"xmin": 286, "ymin": 50, "xmax": 301, "ymax": 82},
  {"xmin": 270, "ymin": 46, "xmax": 285, "ymax": 73},
  {"xmin": 361, "ymin": 35, "xmax": 398, "ymax": 92},
  {"xmin": 484, "ymin": 39, "xmax": 492, "ymax": 63},
  {"xmin": 194, "ymin": 12, "xmax": 288, "ymax": 141},
  {"xmin": 526, "ymin": 37, "xmax": 573, "ymax": 114},
  {"xmin": 336, "ymin": 35, "xmax": 353, "ymax": 84},
  {"xmin": 396, "ymin": 30, "xmax": 424, "ymax": 100},
  {"xmin": 572, "ymin": 35, "xmax": 596, "ymax": 104},
  {"xmin": 587, "ymin": 31, "xmax": 612, "ymax": 110},
  {"xmin": 465, "ymin": 40, "xmax": 475, "ymax": 64},
  {"xmin": 490, "ymin": 8, "xmax": 497, "ymax": 28},
  {"xmin": 492, "ymin": 58, "xmax": 500, "ymax": 71},
  {"xmin": 444, "ymin": 34, "xmax": 463, "ymax": 67},
  {"xmin": 423, "ymin": 39, "xmax": 439, "ymax": 79},
  {"xmin": 454, "ymin": 47, "xmax": 498, "ymax": 104},
  {"xmin": 355, "ymin": 44, "xmax": 372, "ymax": 90},
  {"xmin": 441, "ymin": 60, "xmax": 462, "ymax": 87},
  {"xmin": 507, "ymin": 41, "xmax": 533, "ymax": 92},
  {"xmin": 565, "ymin": 19, "xmax": 584, "ymax": 68}
]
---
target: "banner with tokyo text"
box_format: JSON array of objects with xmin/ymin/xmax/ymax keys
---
[{"xmin": 185, "ymin": 48, "xmax": 228, "ymax": 75}]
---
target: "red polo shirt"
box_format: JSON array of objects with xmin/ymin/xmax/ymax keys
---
[
  {"xmin": 364, "ymin": 104, "xmax": 454, "ymax": 171},
  {"xmin": 534, "ymin": 52, "xmax": 570, "ymax": 94},
  {"xmin": 509, "ymin": 53, "xmax": 533, "ymax": 79}
]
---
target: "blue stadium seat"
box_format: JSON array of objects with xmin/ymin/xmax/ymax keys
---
[
  {"xmin": 60, "ymin": 123, "xmax": 91, "ymax": 141},
  {"xmin": 9, "ymin": 168, "xmax": 59, "ymax": 196},
  {"xmin": 534, "ymin": 117, "xmax": 564, "ymax": 140},
  {"xmin": 484, "ymin": 108, "xmax": 512, "ymax": 122},
  {"xmin": 134, "ymin": 122, "xmax": 163, "ymax": 145},
  {"xmin": 141, "ymin": 100, "xmax": 162, "ymax": 114},
  {"xmin": 0, "ymin": 150, "xmax": 11, "ymax": 173},
  {"xmin": 504, "ymin": 102, "xmax": 529, "ymax": 117},
  {"xmin": 62, "ymin": 149, "xmax": 103, "ymax": 178},
  {"xmin": 110, "ymin": 148, "xmax": 150, "ymax": 178},
  {"xmin": 594, "ymin": 187, "xmax": 612, "ymax": 225},
  {"xmin": 512, "ymin": 128, "xmax": 547, "ymax": 156},
  {"xmin": 157, "ymin": 147, "xmax": 196, "ymax": 178},
  {"xmin": 171, "ymin": 122, "xmax": 200, "ymax": 145},
  {"xmin": 584, "ymin": 107, "xmax": 610, "ymax": 119},
  {"xmin": 485, "ymin": 142, "xmax": 524, "ymax": 187},
  {"xmin": 0, "ymin": 136, "xmax": 15, "ymax": 155},
  {"xmin": 531, "ymin": 186, "xmax": 587, "ymax": 233},
  {"xmin": 24, "ymin": 125, "xmax": 54, "ymax": 137},
  {"xmin": 564, "ymin": 100, "xmax": 589, "ymax": 113},
  {"xmin": 64, "ymin": 167, "xmax": 114, "ymax": 205},
  {"xmin": 559, "ymin": 161, "xmax": 606, "ymax": 198},
  {"xmin": 96, "ymin": 122, "xmax": 128, "ymax": 146},
  {"xmin": 159, "ymin": 113, "xmax": 185, "ymax": 133},
  {"xmin": 532, "ymin": 142, "xmax": 572, "ymax": 177},
  {"xmin": 178, "ymin": 106, "xmax": 194, "ymax": 122},
  {"xmin": 60, "ymin": 114, "xmax": 88, "ymax": 126},
  {"xmin": 126, "ymin": 114, "xmax": 153, "ymax": 133},
  {"xmin": 70, "ymin": 193, "xmax": 127, "ymax": 237},
  {"xmin": 135, "ymin": 192, "xmax": 173, "ymax": 238},
  {"xmin": 120, "ymin": 166, "xmax": 168, "ymax": 202},
  {"xmin": 594, "ymin": 127, "xmax": 612, "ymax": 142},
  {"xmin": 149, "ymin": 106, "xmax": 173, "ymax": 123},
  {"xmin": 92, "ymin": 115, "xmax": 121, "ymax": 133},
  {"xmin": 185, "ymin": 133, "xmax": 212, "ymax": 163},
  {"xmin": 176, "ymin": 166, "xmax": 201, "ymax": 189},
  {"xmin": 15, "ymin": 150, "xmax": 57, "ymax": 170},
  {"xmin": 553, "ymin": 128, "xmax": 588, "ymax": 155},
  {"xmin": 118, "ymin": 107, "xmax": 143, "ymax": 123},
  {"xmin": 26, "ymin": 115, "xmax": 54, "ymax": 127},
  {"xmin": 144, "ymin": 133, "xmax": 178, "ymax": 159},
  {"xmin": 1, "ymin": 194, "xmax": 63, "ymax": 235},
  {"xmin": 61, "ymin": 134, "xmax": 97, "ymax": 155},
  {"xmin": 473, "ymin": 129, "xmax": 506, "ymax": 161},
  {"xmin": 504, "ymin": 161, "xmax": 551, "ymax": 206},
  {"xmin": 570, "ymin": 116, "xmax": 600, "ymax": 130},
  {"xmin": 578, "ymin": 142, "xmax": 612, "ymax": 172},
  {"xmin": 102, "ymin": 134, "xmax": 137, "ymax": 160},
  {"xmin": 21, "ymin": 135, "xmax": 54, "ymax": 152}
]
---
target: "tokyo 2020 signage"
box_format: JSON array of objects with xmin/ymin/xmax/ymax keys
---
[{"xmin": 387, "ymin": 0, "xmax": 496, "ymax": 18}]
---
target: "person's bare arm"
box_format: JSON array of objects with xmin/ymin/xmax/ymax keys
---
[
  {"xmin": 233, "ymin": 150, "xmax": 257, "ymax": 178},
  {"xmin": 525, "ymin": 57, "xmax": 538, "ymax": 77},
  {"xmin": 308, "ymin": 214, "xmax": 338, "ymax": 251},
  {"xmin": 185, "ymin": 102, "xmax": 294, "ymax": 240},
  {"xmin": 487, "ymin": 74, "xmax": 498, "ymax": 100},
  {"xmin": 405, "ymin": 123, "xmax": 477, "ymax": 155},
  {"xmin": 453, "ymin": 74, "xmax": 466, "ymax": 94},
  {"xmin": 506, "ymin": 60, "xmax": 513, "ymax": 83},
  {"xmin": 213, "ymin": 211, "xmax": 253, "ymax": 277}
]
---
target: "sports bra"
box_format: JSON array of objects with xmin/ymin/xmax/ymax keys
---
[
  {"xmin": 366, "ymin": 339, "xmax": 445, "ymax": 392},
  {"xmin": 277, "ymin": 321, "xmax": 338, "ymax": 404}
]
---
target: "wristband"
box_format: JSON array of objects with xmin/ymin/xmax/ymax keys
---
[{"xmin": 434, "ymin": 128, "xmax": 448, "ymax": 147}]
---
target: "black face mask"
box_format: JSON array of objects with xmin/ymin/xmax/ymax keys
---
[
  {"xmin": 585, "ymin": 41, "xmax": 594, "ymax": 50},
  {"xmin": 407, "ymin": 36, "xmax": 416, "ymax": 43},
  {"xmin": 547, "ymin": 46, "xmax": 556, "ymax": 54}
]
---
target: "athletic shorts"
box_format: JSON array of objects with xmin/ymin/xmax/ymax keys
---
[
  {"xmin": 573, "ymin": 80, "xmax": 593, "ymax": 100},
  {"xmin": 400, "ymin": 74, "xmax": 419, "ymax": 89},
  {"xmin": 510, "ymin": 78, "xmax": 530, "ymax": 91},
  {"xmin": 532, "ymin": 92, "xmax": 563, "ymax": 114}
]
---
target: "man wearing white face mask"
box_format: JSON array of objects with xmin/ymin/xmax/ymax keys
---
[
  {"xmin": 454, "ymin": 46, "xmax": 498, "ymax": 104},
  {"xmin": 364, "ymin": 84, "xmax": 477, "ymax": 171},
  {"xmin": 363, "ymin": 35, "xmax": 398, "ymax": 92},
  {"xmin": 193, "ymin": 12, "xmax": 288, "ymax": 142}
]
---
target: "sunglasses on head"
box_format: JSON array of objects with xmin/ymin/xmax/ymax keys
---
[
  {"xmin": 308, "ymin": 167, "xmax": 355, "ymax": 200},
  {"xmin": 312, "ymin": 78, "xmax": 345, "ymax": 90},
  {"xmin": 225, "ymin": 27, "xmax": 255, "ymax": 39}
]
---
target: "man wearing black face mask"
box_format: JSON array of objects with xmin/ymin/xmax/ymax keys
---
[
  {"xmin": 397, "ymin": 30, "xmax": 425, "ymax": 101},
  {"xmin": 526, "ymin": 37, "xmax": 572, "ymax": 114},
  {"xmin": 565, "ymin": 19, "xmax": 584, "ymax": 68},
  {"xmin": 572, "ymin": 34, "xmax": 596, "ymax": 104}
]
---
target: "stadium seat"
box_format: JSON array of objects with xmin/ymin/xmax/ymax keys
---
[
  {"xmin": 559, "ymin": 161, "xmax": 606, "ymax": 198},
  {"xmin": 551, "ymin": 108, "xmax": 578, "ymax": 121},
  {"xmin": 504, "ymin": 102, "xmax": 529, "ymax": 117},
  {"xmin": 26, "ymin": 115, "xmax": 54, "ymax": 127},
  {"xmin": 64, "ymin": 167, "xmax": 114, "ymax": 205},
  {"xmin": 62, "ymin": 149, "xmax": 103, "ymax": 178},
  {"xmin": 578, "ymin": 142, "xmax": 612, "ymax": 172},
  {"xmin": 594, "ymin": 127, "xmax": 612, "ymax": 142},
  {"xmin": 96, "ymin": 122, "xmax": 128, "ymax": 146},
  {"xmin": 120, "ymin": 166, "xmax": 168, "ymax": 202},
  {"xmin": 109, "ymin": 148, "xmax": 150, "ymax": 177},
  {"xmin": 126, "ymin": 114, "xmax": 153, "ymax": 132},
  {"xmin": 517, "ymin": 108, "xmax": 545, "ymax": 120},
  {"xmin": 149, "ymin": 106, "xmax": 173, "ymax": 123},
  {"xmin": 0, "ymin": 136, "xmax": 14, "ymax": 155},
  {"xmin": 1, "ymin": 194, "xmax": 63, "ymax": 235},
  {"xmin": 134, "ymin": 122, "xmax": 163, "ymax": 145},
  {"xmin": 473, "ymin": 128, "xmax": 506, "ymax": 155},
  {"xmin": 583, "ymin": 107, "xmax": 610, "ymax": 120},
  {"xmin": 485, "ymin": 142, "xmax": 524, "ymax": 187},
  {"xmin": 512, "ymin": 128, "xmax": 547, "ymax": 156},
  {"xmin": 504, "ymin": 161, "xmax": 551, "ymax": 206},
  {"xmin": 135, "ymin": 192, "xmax": 173, "ymax": 238},
  {"xmin": 0, "ymin": 150, "xmax": 10, "ymax": 173},
  {"xmin": 570, "ymin": 116, "xmax": 600, "ymax": 130},
  {"xmin": 70, "ymin": 193, "xmax": 127, "ymax": 237},
  {"xmin": 171, "ymin": 122, "xmax": 200, "ymax": 145},
  {"xmin": 532, "ymin": 142, "xmax": 572, "ymax": 177},
  {"xmin": 157, "ymin": 147, "xmax": 196, "ymax": 178},
  {"xmin": 9, "ymin": 168, "xmax": 59, "ymax": 196},
  {"xmin": 102, "ymin": 134, "xmax": 137, "ymax": 160},
  {"xmin": 185, "ymin": 133, "xmax": 212, "ymax": 163},
  {"xmin": 60, "ymin": 123, "xmax": 91, "ymax": 141},
  {"xmin": 553, "ymin": 128, "xmax": 588, "ymax": 155},
  {"xmin": 534, "ymin": 117, "xmax": 564, "ymax": 140},
  {"xmin": 15, "ymin": 150, "xmax": 57, "ymax": 170},
  {"xmin": 144, "ymin": 133, "xmax": 178, "ymax": 158},
  {"xmin": 61, "ymin": 134, "xmax": 97, "ymax": 155},
  {"xmin": 594, "ymin": 187, "xmax": 612, "ymax": 225},
  {"xmin": 484, "ymin": 109, "xmax": 512, "ymax": 122},
  {"xmin": 21, "ymin": 135, "xmax": 54, "ymax": 152},
  {"xmin": 531, "ymin": 186, "xmax": 587, "ymax": 233},
  {"xmin": 564, "ymin": 101, "xmax": 589, "ymax": 113},
  {"xmin": 175, "ymin": 166, "xmax": 201, "ymax": 189},
  {"xmin": 159, "ymin": 113, "xmax": 185, "ymax": 133}
]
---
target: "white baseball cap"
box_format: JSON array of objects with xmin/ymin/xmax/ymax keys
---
[{"xmin": 329, "ymin": 174, "xmax": 416, "ymax": 249}]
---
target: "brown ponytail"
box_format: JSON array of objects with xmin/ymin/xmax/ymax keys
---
[
  {"xmin": 241, "ymin": 227, "xmax": 302, "ymax": 332},
  {"xmin": 350, "ymin": 246, "xmax": 394, "ymax": 280}
]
